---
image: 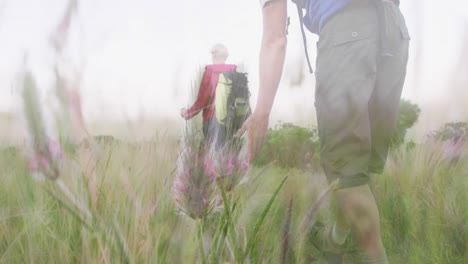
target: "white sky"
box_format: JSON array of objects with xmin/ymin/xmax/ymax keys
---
[{"xmin": 0, "ymin": 0, "xmax": 467, "ymax": 134}]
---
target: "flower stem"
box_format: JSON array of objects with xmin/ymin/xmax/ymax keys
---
[
  {"xmin": 217, "ymin": 178, "xmax": 242, "ymax": 263},
  {"xmin": 197, "ymin": 219, "xmax": 207, "ymax": 264}
]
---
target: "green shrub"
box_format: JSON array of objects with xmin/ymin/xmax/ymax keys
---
[
  {"xmin": 256, "ymin": 99, "xmax": 421, "ymax": 169},
  {"xmin": 255, "ymin": 122, "xmax": 320, "ymax": 169},
  {"xmin": 428, "ymin": 121, "xmax": 468, "ymax": 141},
  {"xmin": 391, "ymin": 99, "xmax": 421, "ymax": 148}
]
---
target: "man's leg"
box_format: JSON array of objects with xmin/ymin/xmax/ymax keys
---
[
  {"xmin": 335, "ymin": 185, "xmax": 388, "ymax": 263},
  {"xmin": 312, "ymin": 2, "xmax": 409, "ymax": 263},
  {"xmin": 312, "ymin": 2, "xmax": 389, "ymax": 263},
  {"xmin": 202, "ymin": 119, "xmax": 210, "ymax": 139},
  {"xmin": 203, "ymin": 118, "xmax": 217, "ymax": 147},
  {"xmin": 337, "ymin": 6, "xmax": 409, "ymax": 263},
  {"xmin": 215, "ymin": 124, "xmax": 226, "ymax": 151}
]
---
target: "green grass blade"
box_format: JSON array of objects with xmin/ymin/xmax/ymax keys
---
[
  {"xmin": 298, "ymin": 179, "xmax": 339, "ymax": 239},
  {"xmin": 216, "ymin": 178, "xmax": 242, "ymax": 263},
  {"xmin": 244, "ymin": 175, "xmax": 289, "ymax": 260},
  {"xmin": 114, "ymin": 216, "xmax": 133, "ymax": 264},
  {"xmin": 43, "ymin": 187, "xmax": 94, "ymax": 230},
  {"xmin": 210, "ymin": 213, "xmax": 227, "ymax": 263},
  {"xmin": 196, "ymin": 219, "xmax": 207, "ymax": 264}
]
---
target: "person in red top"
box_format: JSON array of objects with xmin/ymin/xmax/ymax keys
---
[{"xmin": 181, "ymin": 44, "xmax": 237, "ymax": 146}]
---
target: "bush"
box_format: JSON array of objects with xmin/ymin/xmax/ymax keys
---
[
  {"xmin": 426, "ymin": 121, "xmax": 467, "ymax": 163},
  {"xmin": 428, "ymin": 121, "xmax": 468, "ymax": 142},
  {"xmin": 256, "ymin": 99, "xmax": 421, "ymax": 169},
  {"xmin": 255, "ymin": 122, "xmax": 320, "ymax": 169},
  {"xmin": 390, "ymin": 99, "xmax": 421, "ymax": 148}
]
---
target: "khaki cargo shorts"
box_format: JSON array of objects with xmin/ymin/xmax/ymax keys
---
[{"xmin": 314, "ymin": 1, "xmax": 410, "ymax": 188}]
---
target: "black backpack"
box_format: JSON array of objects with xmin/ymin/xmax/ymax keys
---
[{"xmin": 215, "ymin": 71, "xmax": 252, "ymax": 139}]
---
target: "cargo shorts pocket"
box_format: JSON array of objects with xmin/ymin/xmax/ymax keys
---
[
  {"xmin": 332, "ymin": 27, "xmax": 376, "ymax": 47},
  {"xmin": 326, "ymin": 25, "xmax": 378, "ymax": 75}
]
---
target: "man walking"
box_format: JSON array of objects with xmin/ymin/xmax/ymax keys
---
[
  {"xmin": 181, "ymin": 44, "xmax": 237, "ymax": 148},
  {"xmin": 239, "ymin": 0, "xmax": 410, "ymax": 263}
]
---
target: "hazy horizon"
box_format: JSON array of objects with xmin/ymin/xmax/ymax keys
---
[{"xmin": 1, "ymin": 0, "xmax": 467, "ymax": 143}]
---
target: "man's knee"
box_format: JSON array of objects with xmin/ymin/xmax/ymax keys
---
[{"xmin": 335, "ymin": 185, "xmax": 380, "ymax": 237}]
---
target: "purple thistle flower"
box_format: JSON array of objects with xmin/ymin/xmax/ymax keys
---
[
  {"xmin": 241, "ymin": 160, "xmax": 250, "ymax": 175},
  {"xmin": 215, "ymin": 146, "xmax": 250, "ymax": 192},
  {"xmin": 29, "ymin": 156, "xmax": 48, "ymax": 171},
  {"xmin": 28, "ymin": 139, "xmax": 64, "ymax": 180},
  {"xmin": 227, "ymin": 155, "xmax": 235, "ymax": 175},
  {"xmin": 203, "ymin": 154, "xmax": 217, "ymax": 180},
  {"xmin": 174, "ymin": 179, "xmax": 187, "ymax": 194},
  {"xmin": 48, "ymin": 140, "xmax": 63, "ymax": 159},
  {"xmin": 442, "ymin": 138, "xmax": 466, "ymax": 164},
  {"xmin": 172, "ymin": 145, "xmax": 219, "ymax": 219},
  {"xmin": 22, "ymin": 70, "xmax": 64, "ymax": 181}
]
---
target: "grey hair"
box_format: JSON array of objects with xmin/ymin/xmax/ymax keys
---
[{"xmin": 210, "ymin": 43, "xmax": 229, "ymax": 60}]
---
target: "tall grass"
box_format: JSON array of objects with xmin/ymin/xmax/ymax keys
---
[
  {"xmin": 1, "ymin": 134, "xmax": 466, "ymax": 263},
  {"xmin": 375, "ymin": 143, "xmax": 468, "ymax": 264}
]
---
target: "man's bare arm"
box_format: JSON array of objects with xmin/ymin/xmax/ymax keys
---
[
  {"xmin": 237, "ymin": 0, "xmax": 287, "ymax": 161},
  {"xmin": 256, "ymin": 0, "xmax": 287, "ymax": 117}
]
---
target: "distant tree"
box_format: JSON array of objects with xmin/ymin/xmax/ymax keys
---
[{"xmin": 390, "ymin": 99, "xmax": 421, "ymax": 148}]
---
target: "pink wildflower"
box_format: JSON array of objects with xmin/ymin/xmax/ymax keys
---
[
  {"xmin": 28, "ymin": 139, "xmax": 63, "ymax": 178},
  {"xmin": 241, "ymin": 160, "xmax": 250, "ymax": 175},
  {"xmin": 226, "ymin": 155, "xmax": 235, "ymax": 175},
  {"xmin": 442, "ymin": 139, "xmax": 466, "ymax": 163},
  {"xmin": 203, "ymin": 154, "xmax": 217, "ymax": 180},
  {"xmin": 215, "ymin": 146, "xmax": 250, "ymax": 192},
  {"xmin": 172, "ymin": 145, "xmax": 218, "ymax": 219},
  {"xmin": 48, "ymin": 140, "xmax": 63, "ymax": 159}
]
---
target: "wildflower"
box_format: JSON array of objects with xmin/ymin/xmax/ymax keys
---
[
  {"xmin": 429, "ymin": 121, "xmax": 468, "ymax": 164},
  {"xmin": 22, "ymin": 71, "xmax": 63, "ymax": 180},
  {"xmin": 215, "ymin": 144, "xmax": 250, "ymax": 192},
  {"xmin": 173, "ymin": 145, "xmax": 219, "ymax": 219},
  {"xmin": 203, "ymin": 152, "xmax": 217, "ymax": 180},
  {"xmin": 442, "ymin": 138, "xmax": 466, "ymax": 164},
  {"xmin": 29, "ymin": 139, "xmax": 64, "ymax": 173}
]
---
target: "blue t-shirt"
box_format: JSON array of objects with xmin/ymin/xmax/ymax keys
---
[{"xmin": 304, "ymin": 0, "xmax": 351, "ymax": 34}]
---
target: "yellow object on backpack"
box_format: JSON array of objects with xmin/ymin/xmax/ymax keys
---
[
  {"xmin": 214, "ymin": 71, "xmax": 251, "ymax": 139},
  {"xmin": 215, "ymin": 73, "xmax": 231, "ymax": 125}
]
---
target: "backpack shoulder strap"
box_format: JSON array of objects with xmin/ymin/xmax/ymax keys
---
[{"xmin": 293, "ymin": 0, "xmax": 313, "ymax": 74}]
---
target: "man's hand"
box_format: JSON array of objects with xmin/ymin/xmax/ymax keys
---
[
  {"xmin": 237, "ymin": 0, "xmax": 286, "ymax": 162},
  {"xmin": 236, "ymin": 111, "xmax": 269, "ymax": 162},
  {"xmin": 180, "ymin": 108, "xmax": 189, "ymax": 119},
  {"xmin": 235, "ymin": 0, "xmax": 286, "ymax": 162}
]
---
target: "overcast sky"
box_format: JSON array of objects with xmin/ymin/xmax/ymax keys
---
[{"xmin": 0, "ymin": 0, "xmax": 467, "ymax": 133}]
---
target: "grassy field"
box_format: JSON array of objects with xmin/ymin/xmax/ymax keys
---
[{"xmin": 0, "ymin": 131, "xmax": 467, "ymax": 264}]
